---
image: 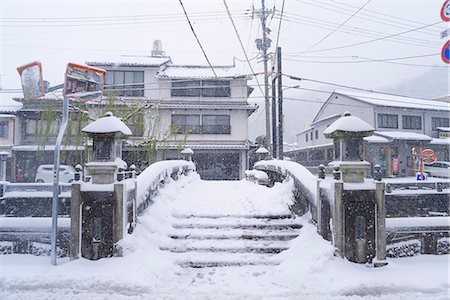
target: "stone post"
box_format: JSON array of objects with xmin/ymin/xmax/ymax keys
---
[
  {"xmin": 374, "ymin": 181, "xmax": 388, "ymax": 267},
  {"xmin": 333, "ymin": 181, "xmax": 344, "ymax": 257},
  {"xmin": 70, "ymin": 183, "xmax": 81, "ymax": 260},
  {"xmin": 113, "ymin": 183, "xmax": 124, "ymax": 243}
]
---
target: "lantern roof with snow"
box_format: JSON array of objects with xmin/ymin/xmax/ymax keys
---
[
  {"xmin": 82, "ymin": 112, "xmax": 132, "ymax": 137},
  {"xmin": 323, "ymin": 112, "xmax": 374, "ymax": 139}
]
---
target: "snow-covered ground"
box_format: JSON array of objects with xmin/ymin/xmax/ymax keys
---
[{"xmin": 1, "ymin": 173, "xmax": 449, "ymax": 299}]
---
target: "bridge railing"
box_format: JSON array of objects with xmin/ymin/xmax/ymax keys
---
[
  {"xmin": 254, "ymin": 160, "xmax": 317, "ymax": 219},
  {"xmin": 134, "ymin": 160, "xmax": 196, "ymax": 216}
]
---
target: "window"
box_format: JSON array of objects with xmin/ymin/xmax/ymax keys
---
[
  {"xmin": 202, "ymin": 115, "xmax": 231, "ymax": 134},
  {"xmin": 432, "ymin": 117, "xmax": 450, "ymax": 130},
  {"xmin": 306, "ymin": 134, "xmax": 308, "ymax": 142},
  {"xmin": 105, "ymin": 71, "xmax": 144, "ymax": 97},
  {"xmin": 402, "ymin": 115, "xmax": 422, "ymax": 130},
  {"xmin": 310, "ymin": 132, "xmax": 313, "ymax": 141},
  {"xmin": 377, "ymin": 113, "xmax": 398, "ymax": 129},
  {"xmin": 315, "ymin": 130, "xmax": 319, "ymax": 140},
  {"xmin": 0, "ymin": 122, "xmax": 8, "ymax": 139},
  {"xmin": 171, "ymin": 80, "xmax": 230, "ymax": 97},
  {"xmin": 171, "ymin": 81, "xmax": 200, "ymax": 97},
  {"xmin": 201, "ymin": 80, "xmax": 231, "ymax": 97},
  {"xmin": 171, "ymin": 115, "xmax": 201, "ymax": 134}
]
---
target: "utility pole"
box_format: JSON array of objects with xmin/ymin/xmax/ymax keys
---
[
  {"xmin": 277, "ymin": 47, "xmax": 284, "ymax": 159},
  {"xmin": 271, "ymin": 66, "xmax": 277, "ymax": 158},
  {"xmin": 254, "ymin": 0, "xmax": 272, "ymax": 152}
]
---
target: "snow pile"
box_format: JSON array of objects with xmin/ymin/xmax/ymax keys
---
[
  {"xmin": 387, "ymin": 240, "xmax": 422, "ymax": 258},
  {"xmin": 0, "ymin": 241, "xmax": 13, "ymax": 254},
  {"xmin": 135, "ymin": 160, "xmax": 195, "ymax": 205},
  {"xmin": 437, "ymin": 237, "xmax": 450, "ymax": 255},
  {"xmin": 254, "ymin": 159, "xmax": 317, "ymax": 197}
]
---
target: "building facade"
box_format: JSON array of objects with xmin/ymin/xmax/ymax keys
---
[
  {"xmin": 10, "ymin": 45, "xmax": 256, "ymax": 181},
  {"xmin": 287, "ymin": 90, "xmax": 450, "ymax": 177}
]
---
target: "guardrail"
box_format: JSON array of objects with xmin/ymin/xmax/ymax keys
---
[
  {"xmin": 384, "ymin": 181, "xmax": 450, "ymax": 193},
  {"xmin": 135, "ymin": 160, "xmax": 196, "ymax": 216}
]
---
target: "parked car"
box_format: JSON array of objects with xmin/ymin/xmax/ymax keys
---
[
  {"xmin": 35, "ymin": 164, "xmax": 76, "ymax": 183},
  {"xmin": 423, "ymin": 161, "xmax": 450, "ymax": 178}
]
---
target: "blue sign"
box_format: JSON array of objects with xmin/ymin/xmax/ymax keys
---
[{"xmin": 442, "ymin": 40, "xmax": 450, "ymax": 64}]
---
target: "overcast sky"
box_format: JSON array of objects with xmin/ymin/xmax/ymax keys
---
[{"xmin": 1, "ymin": 0, "xmax": 448, "ymax": 141}]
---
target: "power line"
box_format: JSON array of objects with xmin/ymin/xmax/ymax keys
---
[
  {"xmin": 295, "ymin": 0, "xmax": 440, "ymax": 35},
  {"xmin": 178, "ymin": 0, "xmax": 218, "ymax": 79},
  {"xmin": 276, "ymin": 15, "xmax": 439, "ymax": 50},
  {"xmin": 223, "ymin": 0, "xmax": 264, "ymax": 98},
  {"xmin": 291, "ymin": 21, "xmax": 443, "ymax": 55},
  {"xmin": 304, "ymin": 0, "xmax": 372, "ymax": 52},
  {"xmin": 277, "ymin": 13, "xmax": 440, "ymax": 49},
  {"xmin": 271, "ymin": 0, "xmax": 285, "ymax": 68}
]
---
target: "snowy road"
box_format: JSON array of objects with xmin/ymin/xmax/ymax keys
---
[{"xmin": 1, "ymin": 174, "xmax": 449, "ymax": 299}]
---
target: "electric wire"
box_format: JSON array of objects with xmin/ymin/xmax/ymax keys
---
[
  {"xmin": 303, "ymin": 0, "xmax": 372, "ymax": 52},
  {"xmin": 178, "ymin": 0, "xmax": 218, "ymax": 78}
]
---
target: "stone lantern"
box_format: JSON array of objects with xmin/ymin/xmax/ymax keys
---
[
  {"xmin": 255, "ymin": 147, "xmax": 269, "ymax": 161},
  {"xmin": 323, "ymin": 112, "xmax": 374, "ymax": 183},
  {"xmin": 82, "ymin": 112, "xmax": 132, "ymax": 184},
  {"xmin": 180, "ymin": 147, "xmax": 194, "ymax": 161}
]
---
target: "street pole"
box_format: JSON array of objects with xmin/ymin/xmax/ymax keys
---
[
  {"xmin": 51, "ymin": 96, "xmax": 69, "ymax": 265},
  {"xmin": 277, "ymin": 47, "xmax": 284, "ymax": 159},
  {"xmin": 271, "ymin": 67, "xmax": 277, "ymax": 159},
  {"xmin": 261, "ymin": 0, "xmax": 271, "ymax": 153}
]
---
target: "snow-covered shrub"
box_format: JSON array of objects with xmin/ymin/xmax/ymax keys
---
[
  {"xmin": 0, "ymin": 241, "xmax": 14, "ymax": 254},
  {"xmin": 387, "ymin": 239, "xmax": 421, "ymax": 258},
  {"xmin": 437, "ymin": 237, "xmax": 450, "ymax": 255},
  {"xmin": 30, "ymin": 242, "xmax": 66, "ymax": 257}
]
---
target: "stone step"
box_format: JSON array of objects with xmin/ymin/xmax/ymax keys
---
[
  {"xmin": 172, "ymin": 223, "xmax": 302, "ymax": 230},
  {"xmin": 169, "ymin": 232, "xmax": 299, "ymax": 241},
  {"xmin": 173, "ymin": 214, "xmax": 295, "ymax": 220},
  {"xmin": 172, "ymin": 252, "xmax": 280, "ymax": 268},
  {"xmin": 161, "ymin": 246, "xmax": 288, "ymax": 254},
  {"xmin": 171, "ymin": 217, "xmax": 302, "ymax": 227},
  {"xmin": 177, "ymin": 260, "xmax": 280, "ymax": 268}
]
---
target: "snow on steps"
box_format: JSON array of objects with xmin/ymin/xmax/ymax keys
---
[{"xmin": 161, "ymin": 214, "xmax": 301, "ymax": 268}]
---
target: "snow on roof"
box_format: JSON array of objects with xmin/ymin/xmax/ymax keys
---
[
  {"xmin": 311, "ymin": 113, "xmax": 341, "ymax": 126},
  {"xmin": 11, "ymin": 145, "xmax": 84, "ymax": 151},
  {"xmin": 363, "ymin": 135, "xmax": 390, "ymax": 143},
  {"xmin": 82, "ymin": 112, "xmax": 132, "ymax": 136},
  {"xmin": 157, "ymin": 103, "xmax": 257, "ymax": 110},
  {"xmin": 335, "ymin": 89, "xmax": 450, "ymax": 112},
  {"xmin": 436, "ymin": 127, "xmax": 450, "ymax": 132},
  {"xmin": 430, "ymin": 138, "xmax": 450, "ymax": 145},
  {"xmin": 157, "ymin": 65, "xmax": 248, "ymax": 79},
  {"xmin": 374, "ymin": 131, "xmax": 432, "ymax": 141},
  {"xmin": 157, "ymin": 143, "xmax": 248, "ymax": 150},
  {"xmin": 323, "ymin": 112, "xmax": 374, "ymax": 135},
  {"xmin": 0, "ymin": 92, "xmax": 23, "ymax": 113},
  {"xmin": 86, "ymin": 55, "xmax": 171, "ymax": 67}
]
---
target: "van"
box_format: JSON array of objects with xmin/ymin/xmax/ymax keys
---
[
  {"xmin": 35, "ymin": 165, "xmax": 76, "ymax": 183},
  {"xmin": 423, "ymin": 161, "xmax": 450, "ymax": 178}
]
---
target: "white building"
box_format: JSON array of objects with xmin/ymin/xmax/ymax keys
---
[
  {"xmin": 86, "ymin": 46, "xmax": 256, "ymax": 180},
  {"xmin": 288, "ymin": 90, "xmax": 450, "ymax": 177}
]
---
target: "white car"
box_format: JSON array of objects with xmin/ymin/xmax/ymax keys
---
[
  {"xmin": 424, "ymin": 161, "xmax": 450, "ymax": 178},
  {"xmin": 35, "ymin": 165, "xmax": 76, "ymax": 183}
]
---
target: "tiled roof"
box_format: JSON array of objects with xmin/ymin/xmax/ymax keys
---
[{"xmin": 157, "ymin": 65, "xmax": 249, "ymax": 79}]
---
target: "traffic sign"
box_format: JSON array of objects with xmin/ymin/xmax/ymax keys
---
[
  {"xmin": 442, "ymin": 0, "xmax": 450, "ymax": 22},
  {"xmin": 421, "ymin": 149, "xmax": 437, "ymax": 165},
  {"xmin": 442, "ymin": 40, "xmax": 450, "ymax": 64},
  {"xmin": 441, "ymin": 28, "xmax": 450, "ymax": 39}
]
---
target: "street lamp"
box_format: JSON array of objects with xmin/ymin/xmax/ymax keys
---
[{"xmin": 181, "ymin": 147, "xmax": 194, "ymax": 161}]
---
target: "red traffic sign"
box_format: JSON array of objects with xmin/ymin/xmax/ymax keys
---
[
  {"xmin": 442, "ymin": 40, "xmax": 450, "ymax": 64},
  {"xmin": 442, "ymin": 0, "xmax": 450, "ymax": 21},
  {"xmin": 421, "ymin": 149, "xmax": 437, "ymax": 165}
]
